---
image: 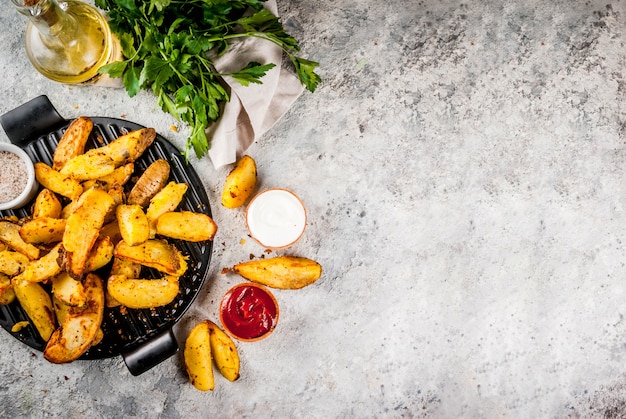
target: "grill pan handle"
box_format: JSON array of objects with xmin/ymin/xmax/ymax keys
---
[
  {"xmin": 0, "ymin": 95, "xmax": 66, "ymax": 147},
  {"xmin": 122, "ymin": 328, "xmax": 179, "ymax": 376}
]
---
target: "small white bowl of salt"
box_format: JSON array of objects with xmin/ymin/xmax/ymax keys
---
[{"xmin": 0, "ymin": 142, "xmax": 38, "ymax": 211}]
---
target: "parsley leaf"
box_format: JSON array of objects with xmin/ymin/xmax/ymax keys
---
[{"xmin": 97, "ymin": 0, "xmax": 321, "ymax": 159}]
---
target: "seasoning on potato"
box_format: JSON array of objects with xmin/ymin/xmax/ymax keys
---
[
  {"xmin": 184, "ymin": 321, "xmax": 215, "ymax": 391},
  {"xmin": 221, "ymin": 155, "xmax": 257, "ymax": 209},
  {"xmin": 232, "ymin": 256, "xmax": 323, "ymax": 290}
]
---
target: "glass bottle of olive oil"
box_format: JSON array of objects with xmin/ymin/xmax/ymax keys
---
[{"xmin": 11, "ymin": 0, "xmax": 122, "ymax": 85}]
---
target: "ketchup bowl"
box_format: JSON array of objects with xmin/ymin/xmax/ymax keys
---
[{"xmin": 219, "ymin": 282, "xmax": 279, "ymax": 342}]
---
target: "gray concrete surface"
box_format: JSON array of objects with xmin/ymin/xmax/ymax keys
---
[{"xmin": 1, "ymin": 0, "xmax": 626, "ymax": 417}]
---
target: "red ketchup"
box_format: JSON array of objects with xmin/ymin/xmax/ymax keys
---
[{"xmin": 219, "ymin": 283, "xmax": 279, "ymax": 341}]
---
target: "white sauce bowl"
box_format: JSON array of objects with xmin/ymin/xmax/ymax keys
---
[
  {"xmin": 246, "ymin": 188, "xmax": 307, "ymax": 249},
  {"xmin": 0, "ymin": 142, "xmax": 38, "ymax": 211}
]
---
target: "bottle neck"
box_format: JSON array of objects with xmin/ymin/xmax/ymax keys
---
[{"xmin": 12, "ymin": 0, "xmax": 77, "ymax": 46}]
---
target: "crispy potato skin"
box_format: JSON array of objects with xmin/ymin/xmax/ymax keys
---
[
  {"xmin": 207, "ymin": 320, "xmax": 240, "ymax": 382},
  {"xmin": 34, "ymin": 162, "xmax": 83, "ymax": 201},
  {"xmin": 19, "ymin": 217, "xmax": 66, "ymax": 244},
  {"xmin": 184, "ymin": 321, "xmax": 214, "ymax": 391},
  {"xmin": 97, "ymin": 128, "xmax": 156, "ymax": 165},
  {"xmin": 116, "ymin": 204, "xmax": 150, "ymax": 246},
  {"xmin": 53, "ymin": 116, "xmax": 93, "ymax": 171},
  {"xmin": 13, "ymin": 279, "xmax": 56, "ymax": 341},
  {"xmin": 127, "ymin": 159, "xmax": 170, "ymax": 207},
  {"xmin": 107, "ymin": 274, "xmax": 179, "ymax": 309},
  {"xmin": 221, "ymin": 155, "xmax": 257, "ymax": 209},
  {"xmin": 44, "ymin": 273, "xmax": 104, "ymax": 363},
  {"xmin": 156, "ymin": 211, "xmax": 217, "ymax": 242},
  {"xmin": 0, "ymin": 250, "xmax": 30, "ymax": 276},
  {"xmin": 233, "ymin": 256, "xmax": 322, "ymax": 289},
  {"xmin": 63, "ymin": 188, "xmax": 115, "ymax": 277},
  {"xmin": 13, "ymin": 243, "xmax": 63, "ymax": 283},
  {"xmin": 114, "ymin": 239, "xmax": 187, "ymax": 276},
  {"xmin": 51, "ymin": 271, "xmax": 87, "ymax": 307},
  {"xmin": 146, "ymin": 182, "xmax": 188, "ymax": 237},
  {"xmin": 32, "ymin": 189, "xmax": 62, "ymax": 219},
  {"xmin": 59, "ymin": 152, "xmax": 116, "ymax": 181},
  {"xmin": 0, "ymin": 220, "xmax": 40, "ymax": 260},
  {"xmin": 0, "ymin": 273, "xmax": 16, "ymax": 305}
]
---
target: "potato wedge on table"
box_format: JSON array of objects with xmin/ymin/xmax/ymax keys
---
[
  {"xmin": 34, "ymin": 162, "xmax": 83, "ymax": 201},
  {"xmin": 116, "ymin": 204, "xmax": 150, "ymax": 246},
  {"xmin": 32, "ymin": 189, "xmax": 62, "ymax": 219},
  {"xmin": 184, "ymin": 321, "xmax": 215, "ymax": 391},
  {"xmin": 13, "ymin": 279, "xmax": 56, "ymax": 342},
  {"xmin": 156, "ymin": 211, "xmax": 217, "ymax": 242},
  {"xmin": 233, "ymin": 256, "xmax": 322, "ymax": 289},
  {"xmin": 107, "ymin": 274, "xmax": 179, "ymax": 309},
  {"xmin": 63, "ymin": 188, "xmax": 115, "ymax": 277},
  {"xmin": 0, "ymin": 220, "xmax": 40, "ymax": 260},
  {"xmin": 52, "ymin": 116, "xmax": 93, "ymax": 171},
  {"xmin": 19, "ymin": 217, "xmax": 66, "ymax": 244},
  {"xmin": 207, "ymin": 320, "xmax": 240, "ymax": 382},
  {"xmin": 44, "ymin": 273, "xmax": 104, "ymax": 363},
  {"xmin": 127, "ymin": 159, "xmax": 170, "ymax": 207},
  {"xmin": 146, "ymin": 182, "xmax": 188, "ymax": 237},
  {"xmin": 114, "ymin": 239, "xmax": 187, "ymax": 276},
  {"xmin": 222, "ymin": 155, "xmax": 256, "ymax": 209}
]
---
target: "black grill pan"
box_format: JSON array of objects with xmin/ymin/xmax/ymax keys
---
[{"xmin": 0, "ymin": 96, "xmax": 213, "ymax": 375}]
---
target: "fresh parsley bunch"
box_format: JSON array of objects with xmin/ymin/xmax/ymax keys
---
[{"xmin": 95, "ymin": 0, "xmax": 321, "ymax": 159}]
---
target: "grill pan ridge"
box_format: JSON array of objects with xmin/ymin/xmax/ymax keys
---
[{"xmin": 0, "ymin": 96, "xmax": 213, "ymax": 374}]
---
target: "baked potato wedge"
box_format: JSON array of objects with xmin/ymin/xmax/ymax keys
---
[
  {"xmin": 116, "ymin": 204, "xmax": 150, "ymax": 246},
  {"xmin": 34, "ymin": 162, "xmax": 83, "ymax": 201},
  {"xmin": 44, "ymin": 273, "xmax": 104, "ymax": 363},
  {"xmin": 127, "ymin": 159, "xmax": 170, "ymax": 207},
  {"xmin": 0, "ymin": 250, "xmax": 30, "ymax": 276},
  {"xmin": 222, "ymin": 155, "xmax": 257, "ymax": 209},
  {"xmin": 98, "ymin": 220, "xmax": 122, "ymax": 244},
  {"xmin": 156, "ymin": 211, "xmax": 217, "ymax": 242},
  {"xmin": 82, "ymin": 162, "xmax": 134, "ymax": 191},
  {"xmin": 32, "ymin": 189, "xmax": 62, "ymax": 219},
  {"xmin": 207, "ymin": 320, "xmax": 240, "ymax": 382},
  {"xmin": 105, "ymin": 257, "xmax": 142, "ymax": 307},
  {"xmin": 233, "ymin": 256, "xmax": 322, "ymax": 289},
  {"xmin": 184, "ymin": 320, "xmax": 215, "ymax": 391},
  {"xmin": 83, "ymin": 237, "xmax": 114, "ymax": 272},
  {"xmin": 13, "ymin": 243, "xmax": 63, "ymax": 283},
  {"xmin": 0, "ymin": 273, "xmax": 16, "ymax": 305},
  {"xmin": 59, "ymin": 151, "xmax": 116, "ymax": 181},
  {"xmin": 146, "ymin": 182, "xmax": 188, "ymax": 237},
  {"xmin": 96, "ymin": 128, "xmax": 156, "ymax": 165},
  {"xmin": 52, "ymin": 116, "xmax": 93, "ymax": 171},
  {"xmin": 13, "ymin": 279, "xmax": 56, "ymax": 341},
  {"xmin": 19, "ymin": 217, "xmax": 66, "ymax": 244},
  {"xmin": 51, "ymin": 271, "xmax": 87, "ymax": 307},
  {"xmin": 107, "ymin": 274, "xmax": 179, "ymax": 309},
  {"xmin": 63, "ymin": 188, "xmax": 115, "ymax": 277},
  {"xmin": 114, "ymin": 239, "xmax": 187, "ymax": 276},
  {"xmin": 0, "ymin": 220, "xmax": 40, "ymax": 260}
]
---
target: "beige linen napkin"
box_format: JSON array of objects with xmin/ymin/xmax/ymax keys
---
[{"xmin": 207, "ymin": 0, "xmax": 304, "ymax": 169}]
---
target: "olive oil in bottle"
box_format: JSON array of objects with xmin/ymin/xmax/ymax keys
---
[{"xmin": 12, "ymin": 0, "xmax": 122, "ymax": 85}]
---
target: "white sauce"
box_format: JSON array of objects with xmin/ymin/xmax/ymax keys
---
[{"xmin": 246, "ymin": 189, "xmax": 306, "ymax": 248}]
